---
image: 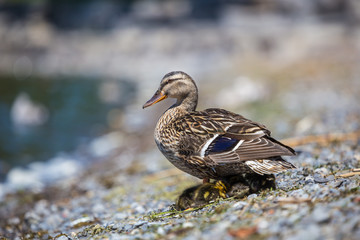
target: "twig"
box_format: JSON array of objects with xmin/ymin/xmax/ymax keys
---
[
  {"xmin": 276, "ymin": 197, "xmax": 312, "ymax": 204},
  {"xmin": 339, "ymin": 168, "xmax": 360, "ymax": 178}
]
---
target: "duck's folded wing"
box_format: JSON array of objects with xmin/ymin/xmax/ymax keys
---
[
  {"xmin": 204, "ymin": 128, "xmax": 297, "ymax": 174},
  {"xmin": 182, "ymin": 109, "xmax": 295, "ymax": 163},
  {"xmin": 203, "ymin": 120, "xmax": 295, "ymax": 163},
  {"xmin": 208, "ymin": 135, "xmax": 295, "ymax": 163}
]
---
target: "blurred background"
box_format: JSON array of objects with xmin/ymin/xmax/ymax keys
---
[{"xmin": 0, "ymin": 0, "xmax": 360, "ymax": 187}]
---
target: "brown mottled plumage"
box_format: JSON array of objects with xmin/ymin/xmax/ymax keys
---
[
  {"xmin": 175, "ymin": 180, "xmax": 228, "ymax": 210},
  {"xmin": 143, "ymin": 71, "xmax": 296, "ymax": 182}
]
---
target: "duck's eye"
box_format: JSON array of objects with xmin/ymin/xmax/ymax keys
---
[{"xmin": 167, "ymin": 78, "xmax": 181, "ymax": 84}]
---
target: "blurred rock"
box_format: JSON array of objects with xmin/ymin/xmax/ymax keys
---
[
  {"xmin": 89, "ymin": 131, "xmax": 124, "ymax": 157},
  {"xmin": 312, "ymin": 205, "xmax": 331, "ymax": 223},
  {"xmin": 215, "ymin": 76, "xmax": 266, "ymax": 108},
  {"xmin": 11, "ymin": 92, "xmax": 48, "ymax": 127},
  {"xmin": 4, "ymin": 155, "xmax": 80, "ymax": 191}
]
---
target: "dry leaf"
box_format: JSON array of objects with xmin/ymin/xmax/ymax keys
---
[{"xmin": 228, "ymin": 226, "xmax": 257, "ymax": 239}]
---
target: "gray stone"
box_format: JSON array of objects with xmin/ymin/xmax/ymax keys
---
[
  {"xmin": 287, "ymin": 225, "xmax": 322, "ymax": 240},
  {"xmin": 54, "ymin": 236, "xmax": 69, "ymax": 240},
  {"xmin": 314, "ymin": 168, "xmax": 330, "ymax": 176},
  {"xmin": 312, "ymin": 206, "xmax": 330, "ymax": 223},
  {"xmin": 247, "ymin": 194, "xmax": 258, "ymax": 199},
  {"xmin": 157, "ymin": 227, "xmax": 166, "ymax": 236},
  {"xmin": 305, "ymin": 176, "xmax": 315, "ymax": 184}
]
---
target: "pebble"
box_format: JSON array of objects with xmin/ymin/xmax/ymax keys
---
[
  {"xmin": 313, "ymin": 175, "xmax": 330, "ymax": 183},
  {"xmin": 289, "ymin": 189, "xmax": 310, "ymax": 199},
  {"xmin": 134, "ymin": 221, "xmax": 147, "ymax": 227},
  {"xmin": 312, "ymin": 206, "xmax": 330, "ymax": 223},
  {"xmin": 230, "ymin": 201, "xmax": 247, "ymax": 210},
  {"xmin": 257, "ymin": 220, "xmax": 269, "ymax": 231},
  {"xmin": 182, "ymin": 222, "xmax": 194, "ymax": 228},
  {"xmin": 287, "ymin": 225, "xmax": 322, "ymax": 240},
  {"xmin": 305, "ymin": 176, "xmax": 315, "ymax": 184},
  {"xmin": 157, "ymin": 227, "xmax": 166, "ymax": 236},
  {"xmin": 123, "ymin": 224, "xmax": 134, "ymax": 232},
  {"xmin": 54, "ymin": 235, "xmax": 69, "ymax": 240},
  {"xmin": 140, "ymin": 224, "xmax": 148, "ymax": 231},
  {"xmin": 247, "ymin": 194, "xmax": 257, "ymax": 199},
  {"xmin": 314, "ymin": 167, "xmax": 330, "ymax": 176}
]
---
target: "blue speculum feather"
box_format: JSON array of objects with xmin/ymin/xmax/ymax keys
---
[{"xmin": 205, "ymin": 136, "xmax": 239, "ymax": 155}]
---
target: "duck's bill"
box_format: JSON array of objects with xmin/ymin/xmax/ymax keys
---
[{"xmin": 143, "ymin": 91, "xmax": 167, "ymax": 109}]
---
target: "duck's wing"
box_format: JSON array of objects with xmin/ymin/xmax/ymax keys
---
[{"xmin": 179, "ymin": 108, "xmax": 296, "ymax": 174}]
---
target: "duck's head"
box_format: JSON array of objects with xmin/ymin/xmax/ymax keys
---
[{"xmin": 143, "ymin": 71, "xmax": 198, "ymax": 109}]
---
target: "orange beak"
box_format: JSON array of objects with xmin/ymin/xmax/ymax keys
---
[{"xmin": 143, "ymin": 90, "xmax": 167, "ymax": 109}]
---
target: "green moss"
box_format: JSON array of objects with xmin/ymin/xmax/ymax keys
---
[
  {"xmin": 103, "ymin": 186, "xmax": 127, "ymax": 202},
  {"xmin": 144, "ymin": 199, "xmax": 229, "ymax": 221},
  {"xmin": 22, "ymin": 231, "xmax": 52, "ymax": 240},
  {"xmin": 77, "ymin": 224, "xmax": 110, "ymax": 238}
]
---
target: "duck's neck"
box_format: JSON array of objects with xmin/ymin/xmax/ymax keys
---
[
  {"xmin": 171, "ymin": 90, "xmax": 198, "ymax": 113},
  {"xmin": 158, "ymin": 88, "xmax": 198, "ymax": 130},
  {"xmin": 157, "ymin": 92, "xmax": 198, "ymax": 131}
]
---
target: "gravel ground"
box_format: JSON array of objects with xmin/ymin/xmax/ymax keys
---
[{"xmin": 0, "ymin": 140, "xmax": 359, "ymax": 240}]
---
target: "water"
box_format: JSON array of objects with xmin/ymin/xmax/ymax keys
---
[{"xmin": 0, "ymin": 75, "xmax": 136, "ymax": 179}]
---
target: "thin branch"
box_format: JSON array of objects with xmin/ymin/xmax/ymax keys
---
[
  {"xmin": 276, "ymin": 197, "xmax": 312, "ymax": 204},
  {"xmin": 339, "ymin": 168, "xmax": 360, "ymax": 178}
]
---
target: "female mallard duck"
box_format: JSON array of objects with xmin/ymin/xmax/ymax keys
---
[{"xmin": 143, "ymin": 71, "xmax": 296, "ymax": 183}]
